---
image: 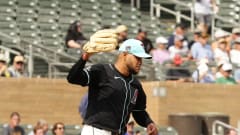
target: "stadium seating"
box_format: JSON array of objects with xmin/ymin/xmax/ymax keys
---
[
  {"xmin": 0, "ymin": 0, "xmax": 165, "ymax": 50},
  {"xmin": 158, "ymin": 126, "xmax": 178, "ymax": 135},
  {"xmin": 0, "ymin": 0, "xmax": 239, "ymax": 78},
  {"xmin": 0, "ymin": 0, "xmax": 166, "ymax": 49},
  {"xmin": 0, "ymin": 123, "xmax": 179, "ymax": 135},
  {"xmin": 0, "ymin": 123, "xmax": 5, "ymax": 135},
  {"xmin": 64, "ymin": 124, "xmax": 81, "ymax": 135}
]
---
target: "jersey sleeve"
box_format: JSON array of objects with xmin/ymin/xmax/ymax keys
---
[
  {"xmin": 132, "ymin": 83, "xmax": 154, "ymax": 127},
  {"xmin": 67, "ymin": 56, "xmax": 103, "ymax": 86}
]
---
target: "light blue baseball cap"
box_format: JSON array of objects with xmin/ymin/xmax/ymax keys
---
[{"xmin": 118, "ymin": 39, "xmax": 152, "ymax": 59}]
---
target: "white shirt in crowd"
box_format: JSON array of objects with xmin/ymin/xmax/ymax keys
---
[
  {"xmin": 214, "ymin": 48, "xmax": 229, "ymax": 64},
  {"xmin": 230, "ymin": 49, "xmax": 240, "ymax": 65},
  {"xmin": 194, "ymin": 0, "xmax": 212, "ymax": 14},
  {"xmin": 169, "ymin": 46, "xmax": 188, "ymax": 59}
]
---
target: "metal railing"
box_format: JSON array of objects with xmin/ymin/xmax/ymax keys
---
[
  {"xmin": 212, "ymin": 120, "xmax": 239, "ymax": 135},
  {"xmin": 0, "ymin": 45, "xmax": 21, "ymax": 57},
  {"xmin": 150, "ymin": 0, "xmax": 195, "ymax": 30},
  {"xmin": 149, "ymin": 0, "xmax": 239, "ymax": 39},
  {"xmin": 0, "ymin": 31, "xmax": 78, "ymax": 78},
  {"xmin": 131, "ymin": 0, "xmax": 140, "ymax": 9},
  {"xmin": 48, "ymin": 62, "xmax": 74, "ymax": 78},
  {"xmin": 211, "ymin": 14, "xmax": 239, "ymax": 39}
]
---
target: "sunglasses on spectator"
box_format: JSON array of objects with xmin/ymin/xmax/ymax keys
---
[
  {"xmin": 225, "ymin": 70, "xmax": 232, "ymax": 73},
  {"xmin": 16, "ymin": 61, "xmax": 24, "ymax": 65}
]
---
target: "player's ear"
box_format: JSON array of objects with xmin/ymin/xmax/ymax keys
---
[{"xmin": 118, "ymin": 52, "xmax": 128, "ymax": 61}]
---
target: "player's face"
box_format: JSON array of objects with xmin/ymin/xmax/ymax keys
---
[{"xmin": 126, "ymin": 54, "xmax": 142, "ymax": 74}]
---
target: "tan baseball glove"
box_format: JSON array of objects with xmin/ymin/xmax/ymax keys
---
[{"xmin": 83, "ymin": 29, "xmax": 118, "ymax": 53}]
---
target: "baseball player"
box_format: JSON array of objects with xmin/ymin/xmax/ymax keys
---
[{"xmin": 67, "ymin": 31, "xmax": 158, "ymax": 135}]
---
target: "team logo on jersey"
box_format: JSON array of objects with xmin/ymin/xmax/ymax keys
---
[{"xmin": 131, "ymin": 89, "xmax": 138, "ymax": 104}]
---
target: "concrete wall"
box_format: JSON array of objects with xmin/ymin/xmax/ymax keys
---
[{"xmin": 0, "ymin": 78, "xmax": 239, "ymax": 127}]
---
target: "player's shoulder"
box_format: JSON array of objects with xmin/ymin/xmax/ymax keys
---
[
  {"xmin": 90, "ymin": 63, "xmax": 114, "ymax": 72},
  {"xmin": 132, "ymin": 77, "xmax": 143, "ymax": 88},
  {"xmin": 85, "ymin": 63, "xmax": 105, "ymax": 71}
]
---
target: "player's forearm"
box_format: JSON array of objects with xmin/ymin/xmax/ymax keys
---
[
  {"xmin": 67, "ymin": 40, "xmax": 82, "ymax": 48},
  {"xmin": 132, "ymin": 111, "xmax": 154, "ymax": 127}
]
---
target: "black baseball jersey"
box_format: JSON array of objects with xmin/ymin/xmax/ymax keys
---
[{"xmin": 67, "ymin": 57, "xmax": 153, "ymax": 134}]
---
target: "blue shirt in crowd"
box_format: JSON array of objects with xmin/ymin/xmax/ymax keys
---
[{"xmin": 191, "ymin": 42, "xmax": 213, "ymax": 61}]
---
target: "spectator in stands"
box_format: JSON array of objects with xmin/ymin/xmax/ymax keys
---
[
  {"xmin": 192, "ymin": 58, "xmax": 215, "ymax": 83},
  {"xmin": 190, "ymin": 33, "xmax": 213, "ymax": 61},
  {"xmin": 230, "ymin": 38, "xmax": 240, "ymax": 84},
  {"xmin": 188, "ymin": 29, "xmax": 202, "ymax": 50},
  {"xmin": 65, "ymin": 20, "xmax": 87, "ymax": 53},
  {"xmin": 52, "ymin": 122, "xmax": 65, "ymax": 135},
  {"xmin": 167, "ymin": 23, "xmax": 188, "ymax": 49},
  {"xmin": 168, "ymin": 35, "xmax": 189, "ymax": 59},
  {"xmin": 33, "ymin": 125, "xmax": 44, "ymax": 135},
  {"xmin": 211, "ymin": 29, "xmax": 230, "ymax": 51},
  {"xmin": 165, "ymin": 54, "xmax": 191, "ymax": 82},
  {"xmin": 215, "ymin": 63, "xmax": 237, "ymax": 84},
  {"xmin": 3, "ymin": 112, "xmax": 23, "ymax": 135},
  {"xmin": 0, "ymin": 54, "xmax": 10, "ymax": 77},
  {"xmin": 230, "ymin": 28, "xmax": 240, "ymax": 47},
  {"xmin": 194, "ymin": 0, "xmax": 218, "ymax": 32},
  {"xmin": 230, "ymin": 38, "xmax": 240, "ymax": 66},
  {"xmin": 124, "ymin": 120, "xmax": 135, "ymax": 135},
  {"xmin": 151, "ymin": 36, "xmax": 170, "ymax": 64},
  {"xmin": 12, "ymin": 126, "xmax": 25, "ymax": 135},
  {"xmin": 9, "ymin": 48, "xmax": 24, "ymax": 66},
  {"xmin": 215, "ymin": 60, "xmax": 227, "ymax": 79},
  {"xmin": 116, "ymin": 25, "xmax": 128, "ymax": 45},
  {"xmin": 136, "ymin": 28, "xmax": 153, "ymax": 53},
  {"xmin": 8, "ymin": 55, "xmax": 27, "ymax": 78},
  {"xmin": 213, "ymin": 38, "xmax": 230, "ymax": 64},
  {"xmin": 28, "ymin": 119, "xmax": 49, "ymax": 135},
  {"xmin": 233, "ymin": 69, "xmax": 240, "ymax": 84}
]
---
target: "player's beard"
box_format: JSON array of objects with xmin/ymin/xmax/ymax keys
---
[{"xmin": 128, "ymin": 66, "xmax": 140, "ymax": 75}]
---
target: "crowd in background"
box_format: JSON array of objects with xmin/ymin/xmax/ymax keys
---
[
  {"xmin": 0, "ymin": 54, "xmax": 27, "ymax": 78},
  {"xmin": 2, "ymin": 112, "xmax": 143, "ymax": 135},
  {"xmin": 63, "ymin": 19, "xmax": 240, "ymax": 85},
  {"xmin": 3, "ymin": 112, "xmax": 70, "ymax": 135},
  {"xmin": 1, "ymin": 18, "xmax": 240, "ymax": 85},
  {"xmin": 0, "ymin": 0, "xmax": 239, "ymax": 85}
]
